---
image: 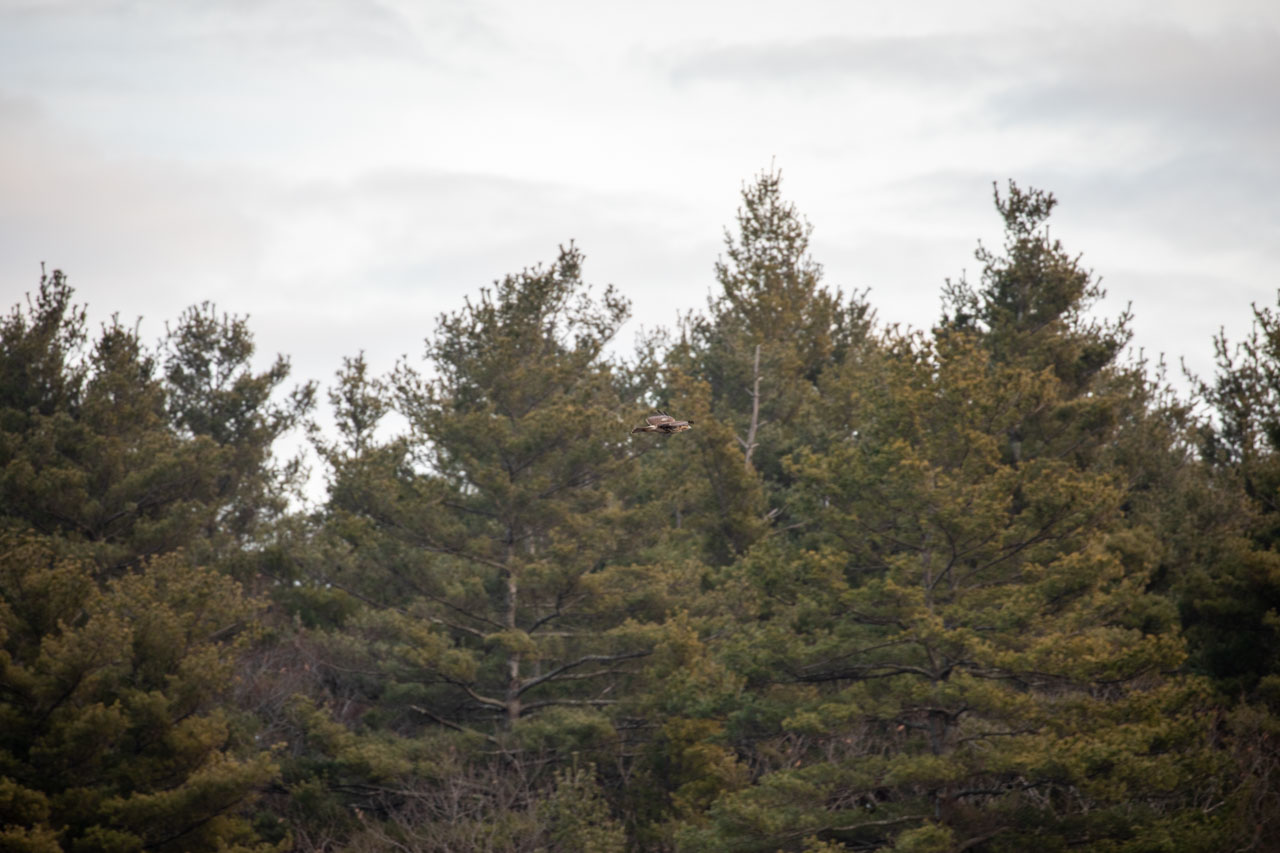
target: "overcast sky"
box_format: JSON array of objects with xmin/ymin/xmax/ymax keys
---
[{"xmin": 3, "ymin": 0, "xmax": 1278, "ymax": 409}]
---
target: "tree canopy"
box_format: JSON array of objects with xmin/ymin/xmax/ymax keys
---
[{"xmin": 3, "ymin": 174, "xmax": 1278, "ymax": 851}]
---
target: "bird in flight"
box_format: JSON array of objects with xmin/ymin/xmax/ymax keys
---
[{"xmin": 633, "ymin": 411, "xmax": 694, "ymax": 434}]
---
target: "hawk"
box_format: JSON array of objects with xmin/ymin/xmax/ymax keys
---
[{"xmin": 632, "ymin": 411, "xmax": 694, "ymax": 434}]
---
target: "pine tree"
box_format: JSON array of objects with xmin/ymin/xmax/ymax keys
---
[
  {"xmin": 0, "ymin": 270, "xmax": 312, "ymax": 576},
  {"xmin": 1184, "ymin": 300, "xmax": 1280, "ymax": 696},
  {"xmin": 0, "ymin": 535, "xmax": 278, "ymax": 852},
  {"xmin": 0, "ymin": 269, "xmax": 311, "ymax": 852},
  {"xmin": 1167, "ymin": 300, "xmax": 1280, "ymax": 846},
  {"xmin": 314, "ymin": 246, "xmax": 668, "ymax": 737},
  {"xmin": 674, "ymin": 187, "xmax": 1228, "ymax": 851},
  {"xmin": 662, "ymin": 168, "xmax": 873, "ymax": 562},
  {"xmin": 940, "ymin": 181, "xmax": 1130, "ymax": 392}
]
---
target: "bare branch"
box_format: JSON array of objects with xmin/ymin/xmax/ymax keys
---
[
  {"xmin": 516, "ymin": 650, "xmax": 651, "ymax": 697},
  {"xmin": 742, "ymin": 342, "xmax": 763, "ymax": 471},
  {"xmin": 409, "ymin": 704, "xmax": 497, "ymax": 744},
  {"xmin": 521, "ymin": 698, "xmax": 621, "ymax": 711}
]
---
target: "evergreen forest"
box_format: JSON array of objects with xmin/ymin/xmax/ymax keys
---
[{"xmin": 3, "ymin": 172, "xmax": 1280, "ymax": 852}]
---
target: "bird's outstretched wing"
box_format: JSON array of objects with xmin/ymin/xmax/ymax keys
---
[
  {"xmin": 633, "ymin": 410, "xmax": 693, "ymax": 434},
  {"xmin": 633, "ymin": 410, "xmax": 694, "ymax": 434}
]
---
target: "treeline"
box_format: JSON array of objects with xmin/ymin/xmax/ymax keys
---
[{"xmin": 3, "ymin": 172, "xmax": 1279, "ymax": 852}]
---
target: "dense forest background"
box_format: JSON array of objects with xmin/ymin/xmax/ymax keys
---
[{"xmin": 3, "ymin": 172, "xmax": 1279, "ymax": 852}]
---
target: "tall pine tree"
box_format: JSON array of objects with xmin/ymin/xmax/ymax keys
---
[{"xmin": 675, "ymin": 185, "xmax": 1228, "ymax": 851}]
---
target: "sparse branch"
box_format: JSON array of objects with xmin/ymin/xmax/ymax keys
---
[
  {"xmin": 520, "ymin": 698, "xmax": 621, "ymax": 711},
  {"xmin": 449, "ymin": 678, "xmax": 508, "ymax": 711},
  {"xmin": 515, "ymin": 650, "xmax": 651, "ymax": 697},
  {"xmin": 409, "ymin": 704, "xmax": 498, "ymax": 744},
  {"xmin": 321, "ymin": 560, "xmax": 501, "ymax": 636}
]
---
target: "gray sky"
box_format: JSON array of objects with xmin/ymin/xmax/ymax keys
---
[{"xmin": 3, "ymin": 0, "xmax": 1278, "ymax": 406}]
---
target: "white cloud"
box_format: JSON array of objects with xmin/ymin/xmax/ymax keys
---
[{"xmin": 0, "ymin": 0, "xmax": 1276, "ymax": 411}]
